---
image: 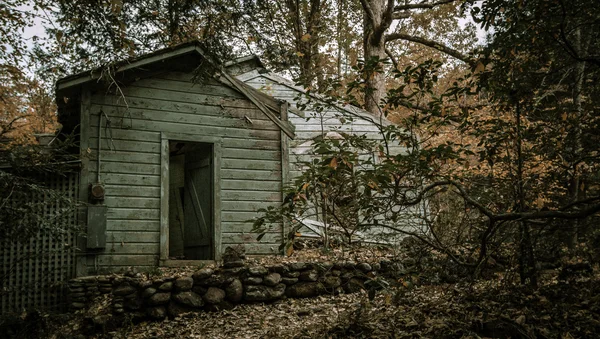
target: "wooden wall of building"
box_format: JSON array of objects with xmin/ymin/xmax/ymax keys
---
[{"xmin": 83, "ymin": 71, "xmax": 283, "ymax": 273}]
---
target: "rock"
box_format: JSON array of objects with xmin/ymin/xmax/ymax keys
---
[
  {"xmin": 174, "ymin": 277, "xmax": 194, "ymax": 291},
  {"xmin": 124, "ymin": 297, "xmax": 143, "ymax": 310},
  {"xmin": 148, "ymin": 292, "xmax": 171, "ymax": 306},
  {"xmin": 192, "ymin": 286, "xmax": 208, "ymax": 296},
  {"xmin": 264, "ymin": 273, "xmax": 281, "ymax": 286},
  {"xmin": 244, "ymin": 284, "xmax": 286, "ymax": 302},
  {"xmin": 204, "ymin": 275, "xmax": 234, "ymax": 287},
  {"xmin": 285, "ymin": 271, "xmax": 301, "ymax": 278},
  {"xmin": 344, "ymin": 278, "xmax": 364, "ymax": 293},
  {"xmin": 286, "ymin": 282, "xmax": 321, "ymax": 298},
  {"xmin": 266, "ymin": 264, "xmax": 287, "ymax": 274},
  {"xmin": 288, "ymin": 262, "xmax": 309, "ymax": 271},
  {"xmin": 147, "ymin": 306, "xmax": 167, "ymax": 320},
  {"xmin": 203, "ymin": 287, "xmax": 226, "ymax": 304},
  {"xmin": 225, "ymin": 279, "xmax": 243, "ymax": 303},
  {"xmin": 71, "ymin": 302, "xmax": 85, "ymax": 309},
  {"xmin": 142, "ymin": 287, "xmax": 157, "ymax": 299},
  {"xmin": 315, "ymin": 262, "xmax": 334, "ymax": 272},
  {"xmin": 139, "ymin": 280, "xmax": 153, "ymax": 289},
  {"xmin": 371, "ymin": 263, "xmax": 381, "ymax": 271},
  {"xmin": 222, "ymin": 245, "xmax": 246, "ymax": 268},
  {"xmin": 322, "ymin": 276, "xmax": 342, "ymax": 288},
  {"xmin": 281, "ymin": 277, "xmax": 299, "ymax": 285},
  {"xmin": 342, "ymin": 261, "xmax": 357, "ymax": 270},
  {"xmin": 158, "ymin": 282, "xmax": 173, "ymax": 291},
  {"xmin": 193, "ymin": 268, "xmax": 214, "ymax": 281},
  {"xmin": 167, "ymin": 302, "xmax": 194, "ymax": 317},
  {"xmin": 357, "ymin": 263, "xmax": 372, "ymax": 272},
  {"xmin": 223, "ymin": 260, "xmax": 245, "ymax": 268},
  {"xmin": 243, "ymin": 276, "xmax": 263, "ymax": 285},
  {"xmin": 331, "ymin": 270, "xmax": 342, "ymax": 277},
  {"xmin": 173, "ymin": 291, "xmax": 204, "ymax": 308},
  {"xmin": 113, "ymin": 284, "xmax": 136, "ymax": 296},
  {"xmin": 221, "ymin": 267, "xmax": 248, "ymax": 275},
  {"xmin": 299, "ymin": 270, "xmax": 319, "ymax": 282},
  {"xmin": 341, "ymin": 272, "xmax": 355, "ymax": 282},
  {"xmin": 249, "ymin": 266, "xmax": 268, "ymax": 276}
]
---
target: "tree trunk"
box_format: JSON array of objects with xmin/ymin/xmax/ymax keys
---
[
  {"xmin": 515, "ymin": 99, "xmax": 537, "ymax": 288},
  {"xmin": 568, "ymin": 25, "xmax": 590, "ymax": 248},
  {"xmin": 363, "ymin": 0, "xmax": 387, "ymax": 116}
]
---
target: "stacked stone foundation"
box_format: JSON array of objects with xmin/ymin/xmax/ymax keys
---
[{"xmin": 68, "ymin": 259, "xmax": 408, "ymax": 320}]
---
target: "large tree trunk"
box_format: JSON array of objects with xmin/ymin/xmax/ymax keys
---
[{"xmin": 363, "ymin": 0, "xmax": 387, "ymax": 116}]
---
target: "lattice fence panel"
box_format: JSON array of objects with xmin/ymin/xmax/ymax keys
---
[{"xmin": 0, "ymin": 172, "xmax": 79, "ymax": 315}]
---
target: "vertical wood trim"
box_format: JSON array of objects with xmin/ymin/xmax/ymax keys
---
[
  {"xmin": 76, "ymin": 88, "xmax": 91, "ymax": 276},
  {"xmin": 213, "ymin": 142, "xmax": 222, "ymax": 261},
  {"xmin": 280, "ymin": 101, "xmax": 290, "ymax": 255},
  {"xmin": 159, "ymin": 133, "xmax": 169, "ymax": 262}
]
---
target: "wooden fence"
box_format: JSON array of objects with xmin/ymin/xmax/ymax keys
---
[{"xmin": 0, "ymin": 172, "xmax": 79, "ymax": 315}]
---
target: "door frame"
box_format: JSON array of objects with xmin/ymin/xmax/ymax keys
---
[{"xmin": 159, "ymin": 132, "xmax": 222, "ymax": 266}]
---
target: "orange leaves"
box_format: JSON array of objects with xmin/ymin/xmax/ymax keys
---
[
  {"xmin": 300, "ymin": 33, "xmax": 311, "ymax": 42},
  {"xmin": 329, "ymin": 157, "xmax": 338, "ymax": 169}
]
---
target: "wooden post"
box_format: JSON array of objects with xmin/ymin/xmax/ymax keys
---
[
  {"xmin": 76, "ymin": 89, "xmax": 91, "ymax": 276},
  {"xmin": 280, "ymin": 101, "xmax": 290, "ymax": 255},
  {"xmin": 159, "ymin": 134, "xmax": 170, "ymax": 262}
]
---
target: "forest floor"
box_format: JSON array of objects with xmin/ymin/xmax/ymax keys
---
[{"xmin": 8, "ymin": 241, "xmax": 600, "ymax": 338}]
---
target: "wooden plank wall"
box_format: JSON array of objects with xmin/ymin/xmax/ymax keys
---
[
  {"xmin": 244, "ymin": 76, "xmax": 405, "ymax": 180},
  {"xmin": 86, "ymin": 71, "xmax": 282, "ymax": 273}
]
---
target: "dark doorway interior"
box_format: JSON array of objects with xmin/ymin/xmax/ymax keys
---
[{"xmin": 168, "ymin": 141, "xmax": 213, "ymax": 260}]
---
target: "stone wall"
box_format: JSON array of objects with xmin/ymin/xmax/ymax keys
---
[{"xmin": 68, "ymin": 259, "xmax": 408, "ymax": 320}]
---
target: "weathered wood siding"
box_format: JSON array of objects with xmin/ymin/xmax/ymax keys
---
[
  {"xmin": 242, "ymin": 73, "xmax": 405, "ymax": 180},
  {"xmin": 84, "ymin": 71, "xmax": 282, "ymax": 273}
]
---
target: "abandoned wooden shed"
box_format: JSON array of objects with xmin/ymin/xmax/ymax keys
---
[{"xmin": 56, "ymin": 42, "xmax": 294, "ymax": 275}]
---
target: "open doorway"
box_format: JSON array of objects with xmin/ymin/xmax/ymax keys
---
[{"xmin": 168, "ymin": 141, "xmax": 213, "ymax": 260}]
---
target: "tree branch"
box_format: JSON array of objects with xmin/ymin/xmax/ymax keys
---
[
  {"xmin": 359, "ymin": 0, "xmax": 376, "ymax": 28},
  {"xmin": 385, "ymin": 47, "xmax": 398, "ymax": 69},
  {"xmin": 372, "ymin": 0, "xmax": 396, "ymax": 43},
  {"xmin": 385, "ymin": 33, "xmax": 475, "ymax": 66},
  {"xmin": 393, "ymin": 0, "xmax": 460, "ymax": 11}
]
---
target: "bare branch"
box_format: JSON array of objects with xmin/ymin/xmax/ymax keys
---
[
  {"xmin": 393, "ymin": 0, "xmax": 460, "ymax": 12},
  {"xmin": 385, "ymin": 47, "xmax": 398, "ymax": 69},
  {"xmin": 359, "ymin": 0, "xmax": 376, "ymax": 28},
  {"xmin": 385, "ymin": 33, "xmax": 475, "ymax": 66}
]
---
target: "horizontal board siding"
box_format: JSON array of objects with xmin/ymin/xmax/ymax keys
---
[
  {"xmin": 221, "ymin": 201, "xmax": 279, "ymax": 211},
  {"xmin": 221, "ymin": 169, "xmax": 281, "ymax": 180},
  {"xmin": 107, "ymin": 208, "xmax": 160, "ymax": 220},
  {"xmin": 85, "ymin": 71, "xmax": 283, "ymax": 273},
  {"xmin": 221, "ymin": 179, "xmax": 280, "ymax": 191},
  {"xmin": 89, "ymin": 172, "xmax": 160, "ymax": 187},
  {"xmin": 94, "ymin": 95, "xmax": 275, "ymax": 122},
  {"xmin": 89, "ymin": 161, "xmax": 161, "ymax": 176},
  {"xmin": 103, "ymin": 243, "xmax": 160, "ymax": 254},
  {"xmin": 94, "ymin": 105, "xmax": 279, "ymax": 131},
  {"xmin": 108, "ymin": 231, "xmax": 160, "ymax": 242},
  {"xmin": 90, "ymin": 116, "xmax": 280, "ymax": 141},
  {"xmin": 222, "ymin": 222, "xmax": 282, "ymax": 233},
  {"xmin": 104, "ymin": 197, "xmax": 160, "ymax": 209},
  {"xmin": 106, "ymin": 220, "xmax": 160, "ymax": 232}
]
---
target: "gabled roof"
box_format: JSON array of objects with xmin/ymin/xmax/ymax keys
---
[{"xmin": 56, "ymin": 42, "xmax": 295, "ymax": 138}]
